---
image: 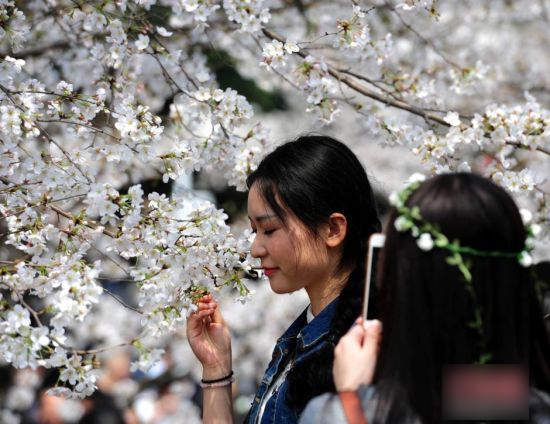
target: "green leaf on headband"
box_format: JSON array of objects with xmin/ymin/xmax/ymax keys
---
[
  {"xmin": 410, "ymin": 206, "xmax": 422, "ymax": 220},
  {"xmin": 434, "ymin": 233, "xmax": 448, "ymax": 247},
  {"xmin": 475, "ymin": 352, "xmax": 493, "ymax": 365},
  {"xmin": 458, "ymin": 260, "xmax": 472, "ymax": 283},
  {"xmin": 468, "ymin": 309, "xmax": 482, "ymax": 329},
  {"xmin": 446, "ymin": 252, "xmax": 461, "ymax": 266}
]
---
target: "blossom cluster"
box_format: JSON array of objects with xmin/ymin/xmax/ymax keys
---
[
  {"xmin": 398, "ymin": 94, "xmax": 549, "ymax": 236},
  {"xmin": 0, "ymin": 1, "xmax": 29, "ymax": 50},
  {"xmin": 261, "ymin": 39, "xmax": 299, "ymax": 70},
  {"xmin": 223, "ymin": 0, "xmax": 271, "ymax": 33}
]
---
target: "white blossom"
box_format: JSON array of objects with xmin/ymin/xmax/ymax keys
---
[
  {"xmin": 444, "ymin": 112, "xmax": 462, "ymax": 127},
  {"xmin": 417, "ymin": 233, "xmax": 434, "ymax": 251},
  {"xmin": 518, "ymin": 251, "xmax": 533, "ymax": 267},
  {"xmin": 135, "ymin": 34, "xmax": 150, "ymax": 50},
  {"xmin": 407, "ymin": 173, "xmax": 427, "ymax": 184},
  {"xmin": 156, "ymin": 26, "xmax": 173, "ymax": 37},
  {"xmin": 394, "ymin": 216, "xmax": 410, "ymax": 232},
  {"xmin": 519, "ymin": 208, "xmax": 533, "ymax": 224}
]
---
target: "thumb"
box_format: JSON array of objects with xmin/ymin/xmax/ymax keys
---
[
  {"xmin": 362, "ymin": 319, "xmax": 382, "ymax": 349},
  {"xmin": 209, "ymin": 301, "xmax": 225, "ymax": 326}
]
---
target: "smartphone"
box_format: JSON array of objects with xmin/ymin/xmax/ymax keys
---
[{"xmin": 362, "ymin": 233, "xmax": 385, "ymax": 322}]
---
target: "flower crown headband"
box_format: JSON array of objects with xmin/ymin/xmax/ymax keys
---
[{"xmin": 389, "ymin": 173, "xmax": 538, "ymax": 364}]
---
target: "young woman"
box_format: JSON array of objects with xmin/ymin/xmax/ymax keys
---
[
  {"xmin": 300, "ymin": 172, "xmax": 550, "ymax": 424},
  {"xmin": 186, "ymin": 135, "xmax": 380, "ymax": 423}
]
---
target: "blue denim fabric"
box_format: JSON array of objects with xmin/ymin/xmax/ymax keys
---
[{"xmin": 245, "ymin": 297, "xmax": 339, "ymax": 424}]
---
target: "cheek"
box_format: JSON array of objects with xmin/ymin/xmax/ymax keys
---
[
  {"xmin": 294, "ymin": 240, "xmax": 329, "ymax": 268},
  {"xmin": 266, "ymin": 235, "xmax": 293, "ymax": 260}
]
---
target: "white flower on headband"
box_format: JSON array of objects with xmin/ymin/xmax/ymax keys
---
[
  {"xmin": 417, "ymin": 233, "xmax": 434, "ymax": 251},
  {"xmin": 518, "ymin": 251, "xmax": 533, "ymax": 267},
  {"xmin": 407, "ymin": 173, "xmax": 426, "ymax": 184},
  {"xmin": 394, "ymin": 216, "xmax": 410, "ymax": 231},
  {"xmin": 519, "ymin": 208, "xmax": 532, "ymax": 224},
  {"xmin": 531, "ymin": 224, "xmax": 541, "ymax": 237},
  {"xmin": 390, "ymin": 173, "xmax": 426, "ymax": 208},
  {"xmin": 389, "ymin": 191, "xmax": 402, "ymax": 207}
]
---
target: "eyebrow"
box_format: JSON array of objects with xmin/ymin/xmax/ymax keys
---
[{"xmin": 248, "ymin": 214, "xmax": 278, "ymax": 223}]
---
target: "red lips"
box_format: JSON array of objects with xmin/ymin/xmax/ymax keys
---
[{"xmin": 263, "ymin": 267, "xmax": 278, "ymax": 277}]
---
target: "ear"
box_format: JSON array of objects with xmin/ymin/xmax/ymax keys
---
[{"xmin": 324, "ymin": 213, "xmax": 348, "ymax": 248}]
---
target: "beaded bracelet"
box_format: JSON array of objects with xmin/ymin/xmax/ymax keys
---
[
  {"xmin": 200, "ymin": 376, "xmax": 235, "ymax": 389},
  {"xmin": 201, "ymin": 370, "xmax": 234, "ymax": 384}
]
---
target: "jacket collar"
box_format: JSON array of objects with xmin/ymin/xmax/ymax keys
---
[
  {"xmin": 298, "ymin": 297, "xmax": 339, "ymax": 349},
  {"xmin": 277, "ymin": 296, "xmax": 339, "ymax": 349}
]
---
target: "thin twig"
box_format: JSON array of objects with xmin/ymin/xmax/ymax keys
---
[
  {"xmin": 0, "ymin": 193, "xmax": 87, "ymax": 221},
  {"xmin": 0, "ymin": 84, "xmax": 92, "ymax": 182},
  {"xmin": 88, "ymin": 243, "xmax": 131, "ymax": 277},
  {"xmin": 1, "ymin": 41, "xmax": 70, "ymax": 59},
  {"xmin": 36, "ymin": 119, "xmax": 121, "ymax": 140},
  {"xmin": 49, "ymin": 204, "xmax": 118, "ymax": 238},
  {"xmin": 505, "ymin": 141, "xmax": 550, "ymax": 156},
  {"xmin": 390, "ymin": 5, "xmax": 463, "ymax": 69},
  {"xmin": 102, "ymin": 286, "xmax": 143, "ymax": 314},
  {"xmin": 150, "ymin": 36, "xmax": 199, "ymax": 90},
  {"xmin": 262, "ymin": 27, "xmax": 450, "ymax": 126},
  {"xmin": 72, "ymin": 341, "xmax": 134, "ymax": 355}
]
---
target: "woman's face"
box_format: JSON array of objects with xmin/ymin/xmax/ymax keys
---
[{"xmin": 247, "ymin": 184, "xmax": 332, "ymax": 294}]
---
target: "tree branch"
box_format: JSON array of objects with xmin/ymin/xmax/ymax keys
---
[
  {"xmin": 262, "ymin": 27, "xmax": 450, "ymax": 126},
  {"xmin": 49, "ymin": 204, "xmax": 118, "ymax": 238},
  {"xmin": 262, "ymin": 28, "xmax": 550, "ymax": 157},
  {"xmin": 0, "ymin": 41, "xmax": 71, "ymax": 60}
]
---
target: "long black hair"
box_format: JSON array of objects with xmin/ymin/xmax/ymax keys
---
[
  {"xmin": 246, "ymin": 135, "xmax": 381, "ymax": 409},
  {"xmin": 372, "ymin": 173, "xmax": 550, "ymax": 423}
]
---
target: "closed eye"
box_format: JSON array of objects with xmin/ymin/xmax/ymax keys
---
[{"xmin": 264, "ymin": 228, "xmax": 277, "ymax": 235}]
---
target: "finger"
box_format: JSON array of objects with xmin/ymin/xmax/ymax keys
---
[
  {"xmin": 197, "ymin": 294, "xmax": 213, "ymax": 303},
  {"xmin": 197, "ymin": 295, "xmax": 213, "ymax": 304},
  {"xmin": 198, "ymin": 302, "xmax": 217, "ymax": 311},
  {"xmin": 197, "ymin": 309, "xmax": 215, "ymax": 319},
  {"xmin": 343, "ymin": 321, "xmax": 366, "ymax": 344}
]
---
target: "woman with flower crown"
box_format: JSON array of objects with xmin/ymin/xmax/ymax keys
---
[{"xmin": 300, "ymin": 172, "xmax": 550, "ymax": 424}]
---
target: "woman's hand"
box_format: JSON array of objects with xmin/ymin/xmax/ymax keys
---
[
  {"xmin": 333, "ymin": 317, "xmax": 382, "ymax": 392},
  {"xmin": 186, "ymin": 294, "xmax": 232, "ymax": 379}
]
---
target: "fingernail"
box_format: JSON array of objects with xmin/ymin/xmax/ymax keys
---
[{"xmin": 365, "ymin": 319, "xmax": 382, "ymax": 331}]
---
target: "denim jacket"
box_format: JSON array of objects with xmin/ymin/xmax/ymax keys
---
[{"xmin": 245, "ymin": 297, "xmax": 339, "ymax": 424}]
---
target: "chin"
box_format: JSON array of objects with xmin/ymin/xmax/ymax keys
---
[{"xmin": 268, "ymin": 279, "xmax": 299, "ymax": 295}]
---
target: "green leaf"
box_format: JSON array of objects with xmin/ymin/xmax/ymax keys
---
[
  {"xmin": 446, "ymin": 253, "xmax": 461, "ymax": 266},
  {"xmin": 410, "ymin": 206, "xmax": 422, "ymax": 220},
  {"xmin": 467, "ymin": 309, "xmax": 482, "ymax": 329},
  {"xmin": 458, "ymin": 261, "xmax": 472, "ymax": 283},
  {"xmin": 434, "ymin": 233, "xmax": 449, "ymax": 247},
  {"xmin": 475, "ymin": 352, "xmax": 493, "ymax": 365}
]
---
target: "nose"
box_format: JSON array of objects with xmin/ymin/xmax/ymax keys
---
[{"xmin": 250, "ymin": 234, "xmax": 267, "ymax": 258}]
